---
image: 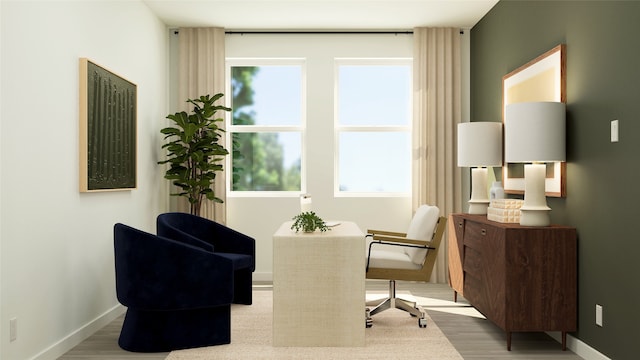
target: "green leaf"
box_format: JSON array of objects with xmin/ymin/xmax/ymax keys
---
[{"xmin": 158, "ymin": 93, "xmax": 231, "ymax": 214}]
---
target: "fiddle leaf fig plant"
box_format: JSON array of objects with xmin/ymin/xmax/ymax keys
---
[
  {"xmin": 158, "ymin": 94, "xmax": 231, "ymax": 216},
  {"xmin": 291, "ymin": 211, "xmax": 330, "ymax": 233}
]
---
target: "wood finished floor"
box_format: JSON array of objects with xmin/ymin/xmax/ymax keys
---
[{"xmin": 59, "ymin": 281, "xmax": 583, "ymax": 359}]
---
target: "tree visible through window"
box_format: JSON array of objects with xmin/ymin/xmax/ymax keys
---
[
  {"xmin": 229, "ymin": 64, "xmax": 303, "ymax": 192},
  {"xmin": 227, "ymin": 59, "xmax": 410, "ymax": 195}
]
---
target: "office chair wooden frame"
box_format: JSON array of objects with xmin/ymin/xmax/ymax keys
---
[{"xmin": 365, "ymin": 216, "xmax": 447, "ymax": 328}]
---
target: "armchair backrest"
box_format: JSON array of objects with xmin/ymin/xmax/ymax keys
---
[
  {"xmin": 404, "ymin": 205, "xmax": 441, "ymax": 265},
  {"xmin": 157, "ymin": 212, "xmax": 215, "ymax": 247},
  {"xmin": 157, "ymin": 212, "xmax": 256, "ymax": 271}
]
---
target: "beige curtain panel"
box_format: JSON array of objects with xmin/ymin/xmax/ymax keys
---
[
  {"xmin": 412, "ymin": 27, "xmax": 463, "ymax": 284},
  {"xmin": 176, "ymin": 27, "xmax": 227, "ymax": 223}
]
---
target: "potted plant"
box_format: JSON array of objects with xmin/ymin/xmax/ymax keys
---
[
  {"xmin": 158, "ymin": 94, "xmax": 231, "ymax": 216},
  {"xmin": 291, "ymin": 211, "xmax": 330, "ymax": 233}
]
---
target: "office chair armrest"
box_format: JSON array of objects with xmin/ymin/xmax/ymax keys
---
[
  {"xmin": 367, "ymin": 229, "xmax": 407, "ymax": 238},
  {"xmin": 371, "ymin": 234, "xmax": 434, "ymax": 247},
  {"xmin": 366, "ymin": 237, "xmax": 435, "ymax": 272}
]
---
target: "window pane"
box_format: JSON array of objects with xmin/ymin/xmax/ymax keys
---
[
  {"xmin": 231, "ymin": 66, "xmax": 302, "ymax": 126},
  {"xmin": 232, "ymin": 132, "xmax": 301, "ymax": 191},
  {"xmin": 338, "ymin": 132, "xmax": 410, "ymax": 193},
  {"xmin": 338, "ymin": 65, "xmax": 411, "ymax": 126}
]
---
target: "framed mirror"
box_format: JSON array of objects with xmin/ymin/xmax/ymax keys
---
[{"xmin": 502, "ymin": 44, "xmax": 566, "ymax": 197}]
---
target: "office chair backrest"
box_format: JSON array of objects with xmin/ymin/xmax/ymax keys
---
[{"xmin": 404, "ymin": 205, "xmax": 441, "ymax": 265}]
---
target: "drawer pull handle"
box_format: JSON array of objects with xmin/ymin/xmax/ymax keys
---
[
  {"xmin": 458, "ymin": 221, "xmax": 463, "ymax": 227},
  {"xmin": 481, "ymin": 229, "xmax": 487, "ymax": 236}
]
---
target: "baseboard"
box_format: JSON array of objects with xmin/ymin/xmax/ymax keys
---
[
  {"xmin": 547, "ymin": 332, "xmax": 611, "ymax": 360},
  {"xmin": 253, "ymin": 271, "xmax": 272, "ymax": 282},
  {"xmin": 30, "ymin": 304, "xmax": 126, "ymax": 360}
]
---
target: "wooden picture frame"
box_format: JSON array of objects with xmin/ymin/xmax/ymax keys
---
[
  {"xmin": 502, "ymin": 44, "xmax": 566, "ymax": 197},
  {"xmin": 79, "ymin": 58, "xmax": 137, "ymax": 192}
]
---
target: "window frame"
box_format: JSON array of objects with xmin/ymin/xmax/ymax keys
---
[
  {"xmin": 333, "ymin": 58, "xmax": 413, "ymax": 197},
  {"xmin": 226, "ymin": 58, "xmax": 307, "ymax": 197}
]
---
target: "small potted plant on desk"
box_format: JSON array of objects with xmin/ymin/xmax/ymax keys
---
[{"xmin": 291, "ymin": 211, "xmax": 330, "ymax": 233}]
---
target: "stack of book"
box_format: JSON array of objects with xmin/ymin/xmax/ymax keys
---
[{"xmin": 487, "ymin": 199, "xmax": 524, "ymax": 223}]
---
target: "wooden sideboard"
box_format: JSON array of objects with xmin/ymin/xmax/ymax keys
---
[{"xmin": 448, "ymin": 214, "xmax": 577, "ymax": 351}]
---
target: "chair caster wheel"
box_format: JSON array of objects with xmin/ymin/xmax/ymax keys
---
[{"xmin": 419, "ymin": 318, "xmax": 427, "ymax": 328}]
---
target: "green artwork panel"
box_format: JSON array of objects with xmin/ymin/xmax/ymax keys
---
[{"xmin": 84, "ymin": 60, "xmax": 137, "ymax": 190}]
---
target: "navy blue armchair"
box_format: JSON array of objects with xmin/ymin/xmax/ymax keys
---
[
  {"xmin": 156, "ymin": 212, "xmax": 256, "ymax": 305},
  {"xmin": 113, "ymin": 223, "xmax": 233, "ymax": 352}
]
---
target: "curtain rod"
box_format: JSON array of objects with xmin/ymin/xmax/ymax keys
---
[
  {"xmin": 173, "ymin": 30, "xmax": 465, "ymax": 35},
  {"xmin": 225, "ymin": 30, "xmax": 413, "ymax": 35}
]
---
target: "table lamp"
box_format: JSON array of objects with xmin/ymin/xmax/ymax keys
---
[
  {"xmin": 457, "ymin": 122, "xmax": 503, "ymax": 214},
  {"xmin": 300, "ymin": 194, "xmax": 312, "ymax": 213},
  {"xmin": 505, "ymin": 101, "xmax": 566, "ymax": 226}
]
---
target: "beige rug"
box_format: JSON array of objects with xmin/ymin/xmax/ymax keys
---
[{"xmin": 165, "ymin": 291, "xmax": 463, "ymax": 360}]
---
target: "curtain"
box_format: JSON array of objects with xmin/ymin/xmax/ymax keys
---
[
  {"xmin": 412, "ymin": 27, "xmax": 463, "ymax": 283},
  {"xmin": 176, "ymin": 27, "xmax": 227, "ymax": 223}
]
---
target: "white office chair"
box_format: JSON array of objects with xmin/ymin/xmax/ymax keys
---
[{"xmin": 365, "ymin": 205, "xmax": 447, "ymax": 328}]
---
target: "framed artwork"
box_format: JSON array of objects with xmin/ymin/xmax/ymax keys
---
[
  {"xmin": 502, "ymin": 44, "xmax": 566, "ymax": 197},
  {"xmin": 79, "ymin": 58, "xmax": 137, "ymax": 192}
]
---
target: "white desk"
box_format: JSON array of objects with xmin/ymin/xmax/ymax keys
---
[{"xmin": 272, "ymin": 221, "xmax": 365, "ymax": 347}]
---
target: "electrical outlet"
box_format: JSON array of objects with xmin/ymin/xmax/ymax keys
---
[
  {"xmin": 596, "ymin": 304, "xmax": 603, "ymax": 327},
  {"xmin": 10, "ymin": 318, "xmax": 17, "ymax": 342},
  {"xmin": 611, "ymin": 120, "xmax": 619, "ymax": 142}
]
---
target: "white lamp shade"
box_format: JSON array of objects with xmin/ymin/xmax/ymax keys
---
[
  {"xmin": 505, "ymin": 102, "xmax": 566, "ymax": 163},
  {"xmin": 457, "ymin": 122, "xmax": 503, "ymax": 167}
]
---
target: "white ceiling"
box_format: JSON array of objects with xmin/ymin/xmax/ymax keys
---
[{"xmin": 142, "ymin": 0, "xmax": 499, "ymax": 30}]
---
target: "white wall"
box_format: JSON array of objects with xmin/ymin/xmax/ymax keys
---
[
  {"xmin": 222, "ymin": 34, "xmax": 413, "ymax": 281},
  {"xmin": 0, "ymin": 1, "xmax": 169, "ymax": 359}
]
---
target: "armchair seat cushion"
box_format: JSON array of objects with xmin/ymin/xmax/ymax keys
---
[{"xmin": 368, "ymin": 249, "xmax": 422, "ymax": 270}]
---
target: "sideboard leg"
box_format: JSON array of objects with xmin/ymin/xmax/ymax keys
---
[
  {"xmin": 507, "ymin": 331, "xmax": 512, "ymax": 351},
  {"xmin": 453, "ymin": 290, "xmax": 458, "ymax": 303},
  {"xmin": 562, "ymin": 331, "xmax": 567, "ymax": 351}
]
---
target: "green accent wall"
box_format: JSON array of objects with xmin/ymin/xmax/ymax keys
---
[{"xmin": 471, "ymin": 1, "xmax": 640, "ymax": 359}]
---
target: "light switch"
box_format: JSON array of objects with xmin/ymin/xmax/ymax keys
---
[
  {"xmin": 596, "ymin": 304, "xmax": 603, "ymax": 327},
  {"xmin": 611, "ymin": 120, "xmax": 619, "ymax": 142}
]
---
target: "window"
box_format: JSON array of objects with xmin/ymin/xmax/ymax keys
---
[
  {"xmin": 335, "ymin": 59, "xmax": 412, "ymax": 194},
  {"xmin": 227, "ymin": 60, "xmax": 305, "ymax": 194}
]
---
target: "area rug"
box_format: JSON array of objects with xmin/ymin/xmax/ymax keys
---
[{"xmin": 165, "ymin": 290, "xmax": 463, "ymax": 360}]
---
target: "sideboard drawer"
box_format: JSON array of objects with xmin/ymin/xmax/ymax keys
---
[
  {"xmin": 463, "ymin": 220, "xmax": 488, "ymax": 251},
  {"xmin": 463, "ymin": 246, "xmax": 482, "ymax": 275}
]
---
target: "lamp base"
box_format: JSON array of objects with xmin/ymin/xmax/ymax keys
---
[
  {"xmin": 468, "ymin": 167, "xmax": 490, "ymax": 215},
  {"xmin": 520, "ymin": 207, "xmax": 551, "ymax": 226},
  {"xmin": 468, "ymin": 200, "xmax": 490, "ymax": 215},
  {"xmin": 519, "ymin": 163, "xmax": 552, "ymax": 226}
]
